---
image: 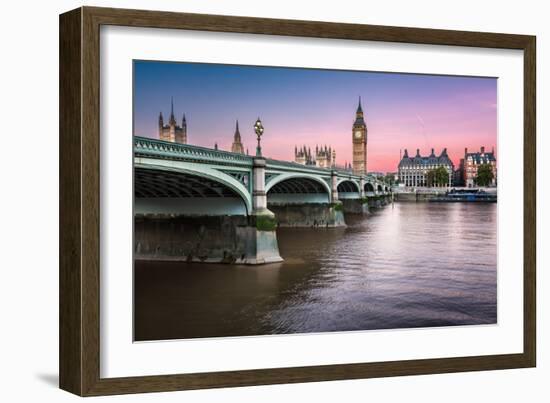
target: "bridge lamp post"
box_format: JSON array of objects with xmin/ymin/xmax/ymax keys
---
[{"xmin": 254, "ymin": 118, "xmax": 264, "ymax": 157}]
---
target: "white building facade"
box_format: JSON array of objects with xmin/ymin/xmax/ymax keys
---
[{"xmin": 398, "ymin": 148, "xmax": 454, "ymax": 187}]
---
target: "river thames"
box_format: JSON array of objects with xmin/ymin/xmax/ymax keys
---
[{"xmin": 134, "ymin": 202, "xmax": 497, "ymax": 341}]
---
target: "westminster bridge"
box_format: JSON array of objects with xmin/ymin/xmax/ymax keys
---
[{"xmin": 134, "ymin": 136, "xmax": 391, "ymax": 264}]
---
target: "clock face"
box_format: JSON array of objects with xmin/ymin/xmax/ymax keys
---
[{"xmin": 354, "ymin": 130, "xmax": 362, "ymax": 139}]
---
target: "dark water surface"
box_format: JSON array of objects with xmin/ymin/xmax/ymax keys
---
[{"xmin": 134, "ymin": 202, "xmax": 497, "ymax": 341}]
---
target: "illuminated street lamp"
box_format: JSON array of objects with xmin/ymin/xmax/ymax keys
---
[{"xmin": 254, "ymin": 117, "xmax": 264, "ymax": 157}]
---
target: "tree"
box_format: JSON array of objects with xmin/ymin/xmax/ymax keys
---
[
  {"xmin": 427, "ymin": 166, "xmax": 449, "ymax": 187},
  {"xmin": 383, "ymin": 174, "xmax": 396, "ymax": 186},
  {"xmin": 475, "ymin": 163, "xmax": 494, "ymax": 187}
]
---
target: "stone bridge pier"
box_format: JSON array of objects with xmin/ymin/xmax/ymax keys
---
[{"xmin": 248, "ymin": 156, "xmax": 283, "ymax": 264}]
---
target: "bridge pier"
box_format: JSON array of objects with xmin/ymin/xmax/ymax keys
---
[
  {"xmin": 268, "ymin": 203, "xmax": 345, "ymax": 228},
  {"xmin": 362, "ymin": 193, "xmax": 392, "ymax": 209},
  {"xmin": 331, "ymin": 170, "xmax": 339, "ymax": 203},
  {"xmin": 241, "ymin": 214, "xmax": 283, "ymax": 264},
  {"xmin": 341, "ymin": 198, "xmax": 369, "ymax": 215},
  {"xmin": 248, "ymin": 157, "xmax": 283, "ymax": 263},
  {"xmin": 252, "ymin": 157, "xmax": 268, "ymax": 213},
  {"xmin": 134, "ymin": 213, "xmax": 282, "ymax": 265}
]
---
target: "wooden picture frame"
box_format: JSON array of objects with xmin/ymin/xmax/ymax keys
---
[{"xmin": 59, "ymin": 6, "xmax": 536, "ymax": 396}]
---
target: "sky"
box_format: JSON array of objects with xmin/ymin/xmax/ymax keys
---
[{"xmin": 133, "ymin": 61, "xmax": 497, "ymax": 173}]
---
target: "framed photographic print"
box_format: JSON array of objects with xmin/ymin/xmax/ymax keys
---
[{"xmin": 59, "ymin": 6, "xmax": 536, "ymax": 396}]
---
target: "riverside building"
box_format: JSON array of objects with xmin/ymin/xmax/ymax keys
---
[
  {"xmin": 398, "ymin": 148, "xmax": 454, "ymax": 187},
  {"xmin": 462, "ymin": 146, "xmax": 497, "ymax": 187}
]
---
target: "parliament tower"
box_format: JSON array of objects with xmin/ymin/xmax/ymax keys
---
[
  {"xmin": 352, "ymin": 96, "xmax": 367, "ymax": 175},
  {"xmin": 231, "ymin": 120, "xmax": 245, "ymax": 154},
  {"xmin": 158, "ymin": 97, "xmax": 187, "ymax": 144}
]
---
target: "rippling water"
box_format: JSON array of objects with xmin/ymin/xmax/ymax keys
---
[{"xmin": 134, "ymin": 202, "xmax": 497, "ymax": 341}]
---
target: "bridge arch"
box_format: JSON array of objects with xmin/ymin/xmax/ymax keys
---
[
  {"xmin": 365, "ymin": 182, "xmax": 375, "ymax": 192},
  {"xmin": 337, "ymin": 179, "xmax": 360, "ymax": 193},
  {"xmin": 337, "ymin": 179, "xmax": 361, "ymax": 199},
  {"xmin": 134, "ymin": 163, "xmax": 253, "ymax": 215},
  {"xmin": 377, "ymin": 184, "xmax": 383, "ymax": 192},
  {"xmin": 266, "ymin": 173, "xmax": 331, "ymax": 204}
]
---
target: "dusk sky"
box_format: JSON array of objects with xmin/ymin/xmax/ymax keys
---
[{"xmin": 133, "ymin": 61, "xmax": 497, "ymax": 173}]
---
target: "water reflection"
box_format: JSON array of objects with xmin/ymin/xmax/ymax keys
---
[{"xmin": 134, "ymin": 202, "xmax": 497, "ymax": 341}]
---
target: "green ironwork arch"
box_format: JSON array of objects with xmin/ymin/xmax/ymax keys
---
[
  {"xmin": 336, "ymin": 178, "xmax": 361, "ymax": 193},
  {"xmin": 134, "ymin": 161, "xmax": 253, "ymax": 214},
  {"xmin": 365, "ymin": 182, "xmax": 375, "ymax": 192},
  {"xmin": 265, "ymin": 172, "xmax": 332, "ymax": 195}
]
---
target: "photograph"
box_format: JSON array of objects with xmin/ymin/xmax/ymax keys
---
[{"xmin": 133, "ymin": 61, "xmax": 498, "ymax": 341}]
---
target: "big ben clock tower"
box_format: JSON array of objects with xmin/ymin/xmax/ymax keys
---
[{"xmin": 352, "ymin": 96, "xmax": 367, "ymax": 175}]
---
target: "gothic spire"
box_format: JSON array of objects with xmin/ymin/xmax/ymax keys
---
[
  {"xmin": 230, "ymin": 119, "xmax": 244, "ymax": 154},
  {"xmin": 233, "ymin": 120, "xmax": 242, "ymax": 145},
  {"xmin": 354, "ymin": 96, "xmax": 365, "ymax": 126},
  {"xmin": 169, "ymin": 97, "xmax": 176, "ymax": 125}
]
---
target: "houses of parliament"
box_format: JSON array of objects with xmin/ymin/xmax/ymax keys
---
[
  {"xmin": 157, "ymin": 99, "xmax": 247, "ymax": 155},
  {"xmin": 158, "ymin": 98, "xmax": 187, "ymax": 144},
  {"xmin": 157, "ymin": 97, "xmax": 369, "ymax": 175}
]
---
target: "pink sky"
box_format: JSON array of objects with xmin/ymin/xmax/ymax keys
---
[{"xmin": 134, "ymin": 62, "xmax": 497, "ymax": 173}]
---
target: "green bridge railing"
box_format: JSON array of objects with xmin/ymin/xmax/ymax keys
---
[{"xmin": 134, "ymin": 136, "xmax": 382, "ymax": 184}]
